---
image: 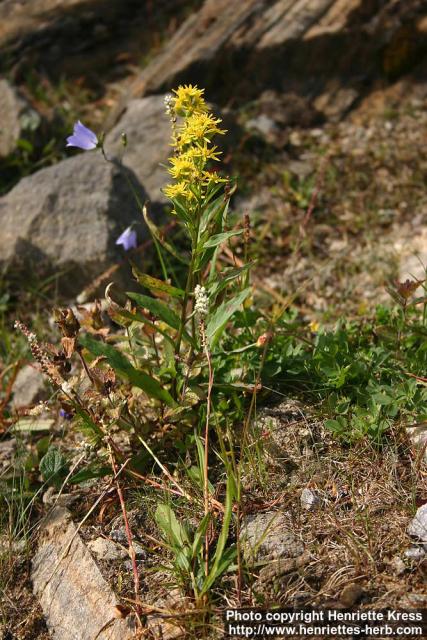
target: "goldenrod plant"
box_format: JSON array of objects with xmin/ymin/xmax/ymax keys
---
[
  {"xmin": 13, "ymin": 86, "xmax": 427, "ymax": 626},
  {"xmin": 15, "ymin": 85, "xmax": 254, "ymax": 608}
]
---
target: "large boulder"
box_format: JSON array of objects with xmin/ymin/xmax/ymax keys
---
[
  {"xmin": 105, "ymin": 95, "xmax": 171, "ymax": 205},
  {"xmin": 0, "ymin": 151, "xmax": 147, "ymax": 294},
  {"xmin": 110, "ymin": 0, "xmax": 427, "ymax": 125},
  {"xmin": 0, "ymin": 1, "xmax": 199, "ymax": 85},
  {"xmin": 32, "ymin": 507, "xmax": 135, "ymax": 640}
]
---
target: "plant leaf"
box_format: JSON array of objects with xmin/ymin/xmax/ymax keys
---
[
  {"xmin": 40, "ymin": 447, "xmax": 69, "ymax": 489},
  {"xmin": 208, "ymin": 264, "xmax": 253, "ymax": 299},
  {"xmin": 201, "ymin": 473, "xmax": 236, "ymax": 594},
  {"xmin": 79, "ymin": 334, "xmax": 176, "ymax": 407},
  {"xmin": 14, "ymin": 418, "xmax": 54, "ymax": 432},
  {"xmin": 109, "ymin": 306, "xmax": 176, "ymax": 348},
  {"xmin": 127, "ymin": 293, "xmax": 180, "ymax": 330},
  {"xmin": 70, "ymin": 465, "xmax": 111, "ymax": 484},
  {"xmin": 155, "ymin": 503, "xmax": 190, "ymax": 549},
  {"xmin": 206, "ymin": 288, "xmax": 252, "ymax": 348},
  {"xmin": 127, "ymin": 292, "xmax": 195, "ymax": 347},
  {"xmin": 131, "ymin": 267, "xmax": 185, "ymax": 299},
  {"xmin": 202, "ymin": 230, "xmax": 243, "ymax": 250},
  {"xmin": 198, "ymin": 185, "xmax": 234, "ymax": 240}
]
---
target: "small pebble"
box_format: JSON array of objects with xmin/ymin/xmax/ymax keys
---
[
  {"xmin": 404, "ymin": 546, "xmax": 426, "ymax": 561},
  {"xmin": 301, "ymin": 488, "xmax": 320, "ymax": 511},
  {"xmin": 407, "ymin": 503, "xmax": 427, "ymax": 543},
  {"xmin": 87, "ymin": 537, "xmax": 127, "ymax": 561},
  {"xmin": 390, "ymin": 555, "xmax": 406, "ymax": 576}
]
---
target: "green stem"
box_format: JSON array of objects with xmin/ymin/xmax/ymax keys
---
[
  {"xmin": 175, "ymin": 254, "xmax": 194, "ymax": 357},
  {"xmin": 175, "ymin": 200, "xmax": 202, "ymax": 357}
]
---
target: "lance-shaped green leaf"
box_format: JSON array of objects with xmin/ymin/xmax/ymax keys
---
[
  {"xmin": 79, "ymin": 334, "xmax": 176, "ymax": 407},
  {"xmin": 201, "ymin": 473, "xmax": 236, "ymax": 594},
  {"xmin": 155, "ymin": 503, "xmax": 190, "ymax": 549},
  {"xmin": 208, "ymin": 263, "xmax": 253, "ymax": 299},
  {"xmin": 131, "ymin": 266, "xmax": 185, "ymax": 299},
  {"xmin": 127, "ymin": 292, "xmax": 195, "ymax": 347},
  {"xmin": 206, "ymin": 288, "xmax": 252, "ymax": 348},
  {"xmin": 201, "ymin": 229, "xmax": 243, "ymax": 250},
  {"xmin": 197, "ymin": 182, "xmax": 235, "ymax": 240}
]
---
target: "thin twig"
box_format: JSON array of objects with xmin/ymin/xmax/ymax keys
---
[{"xmin": 107, "ymin": 443, "xmax": 141, "ymax": 617}]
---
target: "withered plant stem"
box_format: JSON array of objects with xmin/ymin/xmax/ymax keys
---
[{"xmin": 107, "ymin": 443, "xmax": 141, "ymax": 618}]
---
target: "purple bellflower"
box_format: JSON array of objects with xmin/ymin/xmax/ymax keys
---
[
  {"xmin": 66, "ymin": 121, "xmax": 98, "ymax": 150},
  {"xmin": 116, "ymin": 226, "xmax": 138, "ymax": 251}
]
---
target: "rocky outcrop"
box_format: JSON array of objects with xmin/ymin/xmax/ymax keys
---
[
  {"xmin": 32, "ymin": 507, "xmax": 135, "ymax": 640},
  {"xmin": 0, "ymin": 151, "xmax": 146, "ymax": 294},
  {"xmin": 0, "ymin": 0, "xmax": 201, "ymax": 84},
  {"xmin": 112, "ymin": 0, "xmax": 427, "ymax": 125}
]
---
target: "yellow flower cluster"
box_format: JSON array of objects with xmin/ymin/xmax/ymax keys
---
[
  {"xmin": 173, "ymin": 85, "xmax": 208, "ymax": 117},
  {"xmin": 178, "ymin": 112, "xmax": 224, "ymax": 147},
  {"xmin": 163, "ymin": 85, "xmax": 227, "ymax": 205}
]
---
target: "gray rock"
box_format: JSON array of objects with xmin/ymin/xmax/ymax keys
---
[
  {"xmin": 87, "ymin": 536, "xmax": 128, "ymax": 561},
  {"xmin": 287, "ymin": 159, "xmax": 314, "ymax": 179},
  {"xmin": 88, "ymin": 536, "xmax": 145, "ymax": 562},
  {"xmin": 258, "ymin": 90, "xmax": 322, "ymax": 129},
  {"xmin": 105, "ymin": 96, "xmax": 171, "ymax": 205},
  {"xmin": 0, "ymin": 152, "xmax": 146, "ymax": 294},
  {"xmin": 389, "ymin": 555, "xmax": 406, "ymax": 575},
  {"xmin": 404, "ymin": 546, "xmax": 426, "ymax": 561},
  {"xmin": 406, "ymin": 423, "xmax": 427, "ymax": 463},
  {"xmin": 32, "ymin": 507, "xmax": 135, "ymax": 640},
  {"xmin": 133, "ymin": 541, "xmax": 146, "ymax": 559},
  {"xmin": 12, "ymin": 364, "xmax": 46, "ymax": 407},
  {"xmin": 300, "ymin": 488, "xmax": 320, "ymax": 511},
  {"xmin": 313, "ymin": 86, "xmax": 359, "ymax": 122},
  {"xmin": 241, "ymin": 510, "xmax": 304, "ymax": 563},
  {"xmin": 147, "ymin": 587, "xmax": 187, "ymax": 640},
  {"xmin": 245, "ymin": 114, "xmax": 278, "ymax": 139},
  {"xmin": 407, "ymin": 503, "xmax": 427, "ymax": 544},
  {"xmin": 0, "ymin": 79, "xmax": 40, "ymax": 158},
  {"xmin": 0, "ymin": 536, "xmax": 27, "ymax": 555},
  {"xmin": 110, "ymin": 527, "xmax": 128, "ymax": 545}
]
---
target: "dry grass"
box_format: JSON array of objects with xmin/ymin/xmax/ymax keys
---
[{"xmin": 237, "ymin": 400, "xmax": 427, "ymax": 612}]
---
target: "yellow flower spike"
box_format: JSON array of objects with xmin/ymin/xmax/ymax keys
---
[
  {"xmin": 164, "ymin": 85, "xmax": 227, "ymax": 205},
  {"xmin": 180, "ymin": 112, "xmax": 226, "ymax": 147},
  {"xmin": 168, "ymin": 156, "xmax": 198, "ymax": 181},
  {"xmin": 163, "ymin": 182, "xmax": 191, "ymax": 199},
  {"xmin": 173, "ymin": 85, "xmax": 208, "ymax": 117}
]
